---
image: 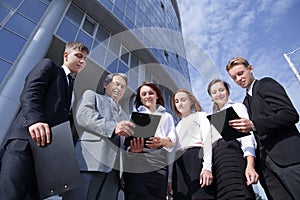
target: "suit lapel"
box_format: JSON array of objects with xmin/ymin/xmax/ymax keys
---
[{"xmin": 59, "ymin": 67, "xmax": 69, "ymax": 105}]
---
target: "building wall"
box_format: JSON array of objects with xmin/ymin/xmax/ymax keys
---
[{"xmin": 0, "ymin": 0, "xmax": 190, "ymax": 143}]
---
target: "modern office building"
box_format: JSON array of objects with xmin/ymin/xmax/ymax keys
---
[{"xmin": 0, "ymin": 0, "xmax": 191, "ymax": 143}]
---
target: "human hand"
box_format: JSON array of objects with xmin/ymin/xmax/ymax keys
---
[
  {"xmin": 229, "ymin": 118, "xmax": 254, "ymax": 133},
  {"xmin": 130, "ymin": 137, "xmax": 144, "ymax": 153},
  {"xmin": 245, "ymin": 166, "xmax": 259, "ymax": 185},
  {"xmin": 146, "ymin": 136, "xmax": 162, "ymax": 148},
  {"xmin": 200, "ymin": 169, "xmax": 213, "ymax": 187},
  {"xmin": 115, "ymin": 121, "xmax": 135, "ymax": 137},
  {"xmin": 28, "ymin": 122, "xmax": 51, "ymax": 146},
  {"xmin": 167, "ymin": 182, "xmax": 173, "ymax": 198}
]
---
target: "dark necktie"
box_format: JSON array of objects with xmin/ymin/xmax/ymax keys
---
[
  {"xmin": 67, "ymin": 74, "xmax": 75, "ymax": 109},
  {"xmin": 245, "ymin": 92, "xmax": 252, "ymax": 118}
]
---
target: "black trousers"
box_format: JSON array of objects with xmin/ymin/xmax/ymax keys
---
[
  {"xmin": 0, "ymin": 139, "xmax": 39, "ymax": 200},
  {"xmin": 257, "ymin": 148, "xmax": 300, "ymax": 200}
]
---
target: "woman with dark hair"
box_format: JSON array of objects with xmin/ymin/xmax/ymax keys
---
[
  {"xmin": 123, "ymin": 82, "xmax": 176, "ymax": 200},
  {"xmin": 169, "ymin": 88, "xmax": 215, "ymax": 200},
  {"xmin": 207, "ymin": 79, "xmax": 258, "ymax": 200}
]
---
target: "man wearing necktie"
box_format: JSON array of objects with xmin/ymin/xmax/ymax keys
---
[
  {"xmin": 0, "ymin": 42, "xmax": 89, "ymax": 199},
  {"xmin": 225, "ymin": 56, "xmax": 300, "ymax": 200},
  {"xmin": 63, "ymin": 73, "xmax": 135, "ymax": 200}
]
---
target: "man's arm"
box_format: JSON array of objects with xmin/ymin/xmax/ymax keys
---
[
  {"xmin": 21, "ymin": 59, "xmax": 56, "ymax": 146},
  {"xmin": 253, "ymin": 77, "xmax": 299, "ymax": 131}
]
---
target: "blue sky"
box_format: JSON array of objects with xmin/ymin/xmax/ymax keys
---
[{"xmin": 177, "ymin": 0, "xmax": 300, "ymax": 129}]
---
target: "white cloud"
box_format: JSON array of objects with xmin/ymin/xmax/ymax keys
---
[{"xmin": 177, "ymin": 0, "xmax": 300, "ymax": 128}]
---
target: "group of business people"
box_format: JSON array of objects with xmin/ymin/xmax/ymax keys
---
[{"xmin": 0, "ymin": 39, "xmax": 299, "ymax": 200}]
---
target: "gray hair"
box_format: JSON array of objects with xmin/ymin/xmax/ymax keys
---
[{"xmin": 104, "ymin": 73, "xmax": 128, "ymax": 85}]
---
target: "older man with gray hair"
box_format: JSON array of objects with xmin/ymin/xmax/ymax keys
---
[{"xmin": 63, "ymin": 73, "xmax": 135, "ymax": 200}]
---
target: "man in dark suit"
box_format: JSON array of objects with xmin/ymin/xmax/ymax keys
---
[
  {"xmin": 225, "ymin": 57, "xmax": 300, "ymax": 200},
  {"xmin": 0, "ymin": 42, "xmax": 89, "ymax": 199}
]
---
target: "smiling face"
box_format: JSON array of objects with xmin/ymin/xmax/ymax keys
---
[
  {"xmin": 174, "ymin": 91, "xmax": 193, "ymax": 118},
  {"xmin": 209, "ymin": 81, "xmax": 229, "ymax": 110},
  {"xmin": 227, "ymin": 64, "xmax": 255, "ymax": 89},
  {"xmin": 139, "ymin": 85, "xmax": 158, "ymax": 112},
  {"xmin": 104, "ymin": 75, "xmax": 127, "ymax": 102},
  {"xmin": 64, "ymin": 49, "xmax": 88, "ymax": 75}
]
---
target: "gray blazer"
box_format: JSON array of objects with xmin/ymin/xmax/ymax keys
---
[{"xmin": 74, "ymin": 90, "xmax": 129, "ymax": 172}]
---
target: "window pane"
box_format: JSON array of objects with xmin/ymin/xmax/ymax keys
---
[
  {"xmin": 95, "ymin": 24, "xmax": 110, "ymax": 45},
  {"xmin": 18, "ymin": 0, "xmax": 47, "ymax": 23},
  {"xmin": 108, "ymin": 37, "xmax": 120, "ymax": 55},
  {"xmin": 130, "ymin": 54, "xmax": 139, "ymax": 69},
  {"xmin": 99, "ymin": 0, "xmax": 113, "ymax": 11},
  {"xmin": 128, "ymin": 70, "xmax": 138, "ymax": 89},
  {"xmin": 0, "ymin": 29, "xmax": 26, "ymax": 62},
  {"xmin": 121, "ymin": 47, "xmax": 129, "ymax": 64},
  {"xmin": 82, "ymin": 16, "xmax": 95, "ymax": 36},
  {"xmin": 76, "ymin": 30, "xmax": 93, "ymax": 50},
  {"xmin": 56, "ymin": 19, "xmax": 78, "ymax": 42},
  {"xmin": 112, "ymin": 6, "xmax": 124, "ymax": 22},
  {"xmin": 6, "ymin": 13, "xmax": 36, "ymax": 39},
  {"xmin": 107, "ymin": 59, "xmax": 118, "ymax": 73},
  {"xmin": 0, "ymin": 5, "xmax": 9, "ymax": 22},
  {"xmin": 66, "ymin": 4, "xmax": 83, "ymax": 26},
  {"xmin": 90, "ymin": 44, "xmax": 106, "ymax": 65},
  {"xmin": 0, "ymin": 0, "xmax": 22, "ymax": 9},
  {"xmin": 0, "ymin": 59, "xmax": 11, "ymax": 84},
  {"xmin": 105, "ymin": 51, "xmax": 117, "ymax": 68},
  {"xmin": 118, "ymin": 60, "xmax": 129, "ymax": 73}
]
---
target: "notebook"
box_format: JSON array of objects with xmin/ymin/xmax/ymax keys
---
[
  {"xmin": 124, "ymin": 112, "xmax": 161, "ymax": 146},
  {"xmin": 30, "ymin": 121, "xmax": 81, "ymax": 199},
  {"xmin": 207, "ymin": 106, "xmax": 250, "ymax": 141}
]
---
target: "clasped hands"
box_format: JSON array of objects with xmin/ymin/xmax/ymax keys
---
[{"xmin": 130, "ymin": 137, "xmax": 170, "ymax": 152}]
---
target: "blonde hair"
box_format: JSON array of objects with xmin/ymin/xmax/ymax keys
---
[
  {"xmin": 172, "ymin": 88, "xmax": 202, "ymax": 117},
  {"xmin": 225, "ymin": 56, "xmax": 250, "ymax": 71},
  {"xmin": 65, "ymin": 41, "xmax": 89, "ymax": 54}
]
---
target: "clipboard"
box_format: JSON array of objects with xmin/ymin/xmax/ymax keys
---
[
  {"xmin": 30, "ymin": 121, "xmax": 81, "ymax": 199},
  {"xmin": 207, "ymin": 107, "xmax": 250, "ymax": 141},
  {"xmin": 124, "ymin": 112, "xmax": 161, "ymax": 146}
]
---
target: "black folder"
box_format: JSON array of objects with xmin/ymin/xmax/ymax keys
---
[
  {"xmin": 124, "ymin": 112, "xmax": 161, "ymax": 146},
  {"xmin": 30, "ymin": 121, "xmax": 81, "ymax": 199},
  {"xmin": 207, "ymin": 107, "xmax": 250, "ymax": 141}
]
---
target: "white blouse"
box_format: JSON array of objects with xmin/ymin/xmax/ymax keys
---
[
  {"xmin": 212, "ymin": 101, "xmax": 257, "ymax": 158},
  {"xmin": 175, "ymin": 112, "xmax": 212, "ymax": 171}
]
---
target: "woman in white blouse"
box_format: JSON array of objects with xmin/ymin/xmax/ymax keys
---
[
  {"xmin": 169, "ymin": 88, "xmax": 215, "ymax": 200},
  {"xmin": 123, "ymin": 82, "xmax": 176, "ymax": 200},
  {"xmin": 207, "ymin": 79, "xmax": 259, "ymax": 200}
]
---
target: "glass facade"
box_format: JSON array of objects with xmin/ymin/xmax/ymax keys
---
[
  {"xmin": 0, "ymin": 0, "xmax": 189, "ymax": 141},
  {"xmin": 0, "ymin": 0, "xmax": 51, "ymax": 84}
]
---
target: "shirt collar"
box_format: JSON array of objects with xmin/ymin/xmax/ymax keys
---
[
  {"xmin": 62, "ymin": 65, "xmax": 73, "ymax": 77},
  {"xmin": 247, "ymin": 80, "xmax": 256, "ymax": 96}
]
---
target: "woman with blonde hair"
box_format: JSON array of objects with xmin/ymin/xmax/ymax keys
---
[{"xmin": 169, "ymin": 88, "xmax": 215, "ymax": 200}]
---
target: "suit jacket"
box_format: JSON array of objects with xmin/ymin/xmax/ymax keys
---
[
  {"xmin": 74, "ymin": 90, "xmax": 128, "ymax": 173},
  {"xmin": 5, "ymin": 58, "xmax": 71, "ymax": 144},
  {"xmin": 243, "ymin": 77, "xmax": 300, "ymax": 167}
]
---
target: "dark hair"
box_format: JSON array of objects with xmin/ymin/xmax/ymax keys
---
[
  {"xmin": 207, "ymin": 79, "xmax": 230, "ymax": 96},
  {"xmin": 225, "ymin": 56, "xmax": 250, "ymax": 71},
  {"xmin": 172, "ymin": 88, "xmax": 202, "ymax": 117},
  {"xmin": 134, "ymin": 82, "xmax": 164, "ymax": 110},
  {"xmin": 207, "ymin": 79, "xmax": 231, "ymax": 113}
]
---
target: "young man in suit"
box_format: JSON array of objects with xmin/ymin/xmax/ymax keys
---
[
  {"xmin": 225, "ymin": 56, "xmax": 300, "ymax": 200},
  {"xmin": 0, "ymin": 42, "xmax": 89, "ymax": 199},
  {"xmin": 62, "ymin": 73, "xmax": 135, "ymax": 200}
]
